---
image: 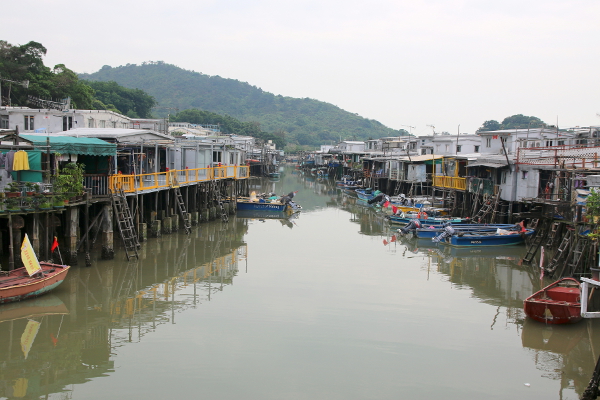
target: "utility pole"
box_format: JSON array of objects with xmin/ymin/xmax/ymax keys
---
[
  {"xmin": 400, "ymin": 125, "xmax": 415, "ymax": 136},
  {"xmin": 0, "ymin": 74, "xmax": 29, "ymax": 107}
]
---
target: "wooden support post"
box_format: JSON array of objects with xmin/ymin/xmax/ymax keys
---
[
  {"xmin": 101, "ymin": 203, "xmax": 114, "ymax": 260},
  {"xmin": 67, "ymin": 207, "xmax": 79, "ymax": 265}
]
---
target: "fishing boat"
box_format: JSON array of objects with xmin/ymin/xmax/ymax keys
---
[
  {"xmin": 267, "ymin": 172, "xmax": 280, "ymax": 179},
  {"xmin": 0, "ymin": 235, "xmax": 70, "ymax": 304},
  {"xmin": 437, "ymin": 228, "xmax": 534, "ymax": 247},
  {"xmin": 524, "ymin": 277, "xmax": 582, "ymax": 324},
  {"xmin": 387, "ymin": 213, "xmax": 470, "ymax": 226},
  {"xmin": 237, "ymin": 191, "xmax": 301, "ymax": 213},
  {"xmin": 415, "ymin": 224, "xmax": 517, "ymax": 239}
]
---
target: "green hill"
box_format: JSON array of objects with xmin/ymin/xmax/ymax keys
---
[{"xmin": 79, "ymin": 62, "xmax": 408, "ymax": 148}]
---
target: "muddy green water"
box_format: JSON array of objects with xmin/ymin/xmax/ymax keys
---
[{"xmin": 0, "ymin": 166, "xmax": 597, "ymax": 400}]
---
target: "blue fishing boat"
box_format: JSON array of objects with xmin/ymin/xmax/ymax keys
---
[
  {"xmin": 237, "ymin": 198, "xmax": 290, "ymax": 212},
  {"xmin": 415, "ymin": 224, "xmax": 517, "ymax": 239},
  {"xmin": 438, "ymin": 229, "xmax": 534, "ymax": 247},
  {"xmin": 387, "ymin": 213, "xmax": 470, "ymax": 226}
]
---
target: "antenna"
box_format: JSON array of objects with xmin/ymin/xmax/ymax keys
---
[
  {"xmin": 400, "ymin": 125, "xmax": 415, "ymax": 135},
  {"xmin": 426, "ymin": 125, "xmax": 436, "ymax": 135}
]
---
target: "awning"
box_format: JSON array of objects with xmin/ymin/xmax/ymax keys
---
[
  {"xmin": 21, "ymin": 135, "xmax": 117, "ymax": 157},
  {"xmin": 467, "ymin": 161, "xmax": 509, "ymax": 168}
]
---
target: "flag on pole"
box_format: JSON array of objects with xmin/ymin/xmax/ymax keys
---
[
  {"xmin": 383, "ymin": 201, "xmax": 390, "ymax": 208},
  {"xmin": 383, "ymin": 239, "xmax": 388, "ymax": 245},
  {"xmin": 21, "ymin": 234, "xmax": 42, "ymax": 276},
  {"xmin": 391, "ymin": 235, "xmax": 397, "ymax": 243},
  {"xmin": 539, "ymin": 246, "xmax": 545, "ymax": 280},
  {"xmin": 392, "ymin": 205, "xmax": 398, "ymax": 214},
  {"xmin": 51, "ymin": 236, "xmax": 59, "ymax": 253}
]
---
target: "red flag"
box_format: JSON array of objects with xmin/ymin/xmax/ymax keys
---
[
  {"xmin": 391, "ymin": 235, "xmax": 396, "ymax": 242},
  {"xmin": 51, "ymin": 237, "xmax": 59, "ymax": 252},
  {"xmin": 50, "ymin": 333, "xmax": 58, "ymax": 347},
  {"xmin": 391, "ymin": 205, "xmax": 398, "ymax": 214},
  {"xmin": 383, "ymin": 201, "xmax": 390, "ymax": 208},
  {"xmin": 383, "ymin": 239, "xmax": 388, "ymax": 245}
]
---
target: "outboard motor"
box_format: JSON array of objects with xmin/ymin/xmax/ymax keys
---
[
  {"xmin": 398, "ymin": 219, "xmax": 421, "ymax": 235},
  {"xmin": 432, "ymin": 222, "xmax": 456, "ymax": 243}
]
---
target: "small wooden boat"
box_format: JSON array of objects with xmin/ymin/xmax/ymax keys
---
[
  {"xmin": 0, "ymin": 263, "xmax": 70, "ymax": 304},
  {"xmin": 524, "ymin": 278, "xmax": 582, "ymax": 324}
]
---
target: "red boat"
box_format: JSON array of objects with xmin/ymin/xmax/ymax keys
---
[
  {"xmin": 524, "ymin": 277, "xmax": 582, "ymax": 324},
  {"xmin": 0, "ymin": 263, "xmax": 70, "ymax": 304}
]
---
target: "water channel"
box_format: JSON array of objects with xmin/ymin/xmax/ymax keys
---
[{"xmin": 1, "ymin": 165, "xmax": 599, "ymax": 399}]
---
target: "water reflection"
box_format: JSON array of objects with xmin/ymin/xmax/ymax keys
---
[{"xmin": 0, "ymin": 218, "xmax": 249, "ymax": 399}]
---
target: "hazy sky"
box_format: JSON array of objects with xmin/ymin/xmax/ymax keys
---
[{"xmin": 4, "ymin": 0, "xmax": 599, "ymax": 135}]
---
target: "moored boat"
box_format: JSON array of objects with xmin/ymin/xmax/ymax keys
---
[
  {"xmin": 524, "ymin": 278, "xmax": 582, "ymax": 324},
  {"xmin": 438, "ymin": 228, "xmax": 534, "ymax": 247},
  {"xmin": 415, "ymin": 224, "xmax": 517, "ymax": 239},
  {"xmin": 1, "ymin": 235, "xmax": 70, "ymax": 304}
]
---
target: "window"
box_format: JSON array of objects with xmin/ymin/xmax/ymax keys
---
[
  {"xmin": 0, "ymin": 115, "xmax": 8, "ymax": 129},
  {"xmin": 445, "ymin": 144, "xmax": 449, "ymax": 151},
  {"xmin": 88, "ymin": 118, "xmax": 95, "ymax": 128},
  {"xmin": 522, "ymin": 171, "xmax": 528, "ymax": 179},
  {"xmin": 456, "ymin": 145, "xmax": 461, "ymax": 153},
  {"xmin": 436, "ymin": 144, "xmax": 440, "ymax": 152},
  {"xmin": 62, "ymin": 116, "xmax": 73, "ymax": 131},
  {"xmin": 501, "ymin": 171, "xmax": 507, "ymax": 184},
  {"xmin": 545, "ymin": 140, "xmax": 553, "ymax": 147},
  {"xmin": 99, "ymin": 120, "xmax": 106, "ymax": 128},
  {"xmin": 558, "ymin": 140, "xmax": 564, "ymax": 146},
  {"xmin": 474, "ymin": 145, "xmax": 480, "ymax": 153},
  {"xmin": 212, "ymin": 151, "xmax": 222, "ymax": 163},
  {"xmin": 24, "ymin": 115, "xmax": 34, "ymax": 131},
  {"xmin": 112, "ymin": 121, "xmax": 117, "ymax": 128},
  {"xmin": 486, "ymin": 137, "xmax": 492, "ymax": 147},
  {"xmin": 422, "ymin": 149, "xmax": 427, "ymax": 155},
  {"xmin": 230, "ymin": 153, "xmax": 235, "ymax": 164}
]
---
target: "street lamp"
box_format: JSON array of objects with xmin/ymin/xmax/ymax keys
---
[{"xmin": 0, "ymin": 75, "xmax": 30, "ymax": 107}]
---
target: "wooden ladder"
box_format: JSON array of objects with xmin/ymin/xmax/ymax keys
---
[
  {"xmin": 111, "ymin": 188, "xmax": 140, "ymax": 261},
  {"xmin": 521, "ymin": 219, "xmax": 548, "ymax": 264},
  {"xmin": 213, "ymin": 181, "xmax": 229, "ymax": 222},
  {"xmin": 472, "ymin": 194, "xmax": 496, "ymax": 223},
  {"xmin": 545, "ymin": 222, "xmax": 562, "ymax": 247},
  {"xmin": 545, "ymin": 229, "xmax": 573, "ymax": 275}
]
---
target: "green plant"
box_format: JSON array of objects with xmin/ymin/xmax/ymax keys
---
[
  {"xmin": 52, "ymin": 195, "xmax": 65, "ymax": 206},
  {"xmin": 5, "ymin": 197, "xmax": 19, "ymax": 210},
  {"xmin": 39, "ymin": 199, "xmax": 51, "ymax": 208},
  {"xmin": 54, "ymin": 162, "xmax": 85, "ymax": 197},
  {"xmin": 586, "ymin": 189, "xmax": 600, "ymax": 220},
  {"xmin": 4, "ymin": 182, "xmax": 20, "ymax": 192}
]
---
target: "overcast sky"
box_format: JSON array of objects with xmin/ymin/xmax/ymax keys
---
[{"xmin": 4, "ymin": 0, "xmax": 599, "ymax": 135}]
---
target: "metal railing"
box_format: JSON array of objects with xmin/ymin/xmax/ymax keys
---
[
  {"xmin": 107, "ymin": 166, "xmax": 249, "ymax": 194},
  {"xmin": 432, "ymin": 175, "xmax": 467, "ymax": 190}
]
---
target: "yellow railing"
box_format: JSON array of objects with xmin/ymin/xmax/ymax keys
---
[
  {"xmin": 109, "ymin": 166, "xmax": 249, "ymax": 194},
  {"xmin": 432, "ymin": 175, "xmax": 467, "ymax": 190}
]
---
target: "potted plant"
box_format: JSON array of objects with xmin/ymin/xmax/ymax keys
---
[
  {"xmin": 4, "ymin": 182, "xmax": 21, "ymax": 198},
  {"xmin": 20, "ymin": 196, "xmax": 34, "ymax": 211},
  {"xmin": 53, "ymin": 195, "xmax": 65, "ymax": 208},
  {"xmin": 5, "ymin": 197, "xmax": 20, "ymax": 212},
  {"xmin": 24, "ymin": 182, "xmax": 36, "ymax": 196},
  {"xmin": 38, "ymin": 199, "xmax": 52, "ymax": 210}
]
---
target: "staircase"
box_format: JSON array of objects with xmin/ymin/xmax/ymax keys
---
[{"xmin": 110, "ymin": 188, "xmax": 140, "ymax": 261}]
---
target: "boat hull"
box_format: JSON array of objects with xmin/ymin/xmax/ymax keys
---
[
  {"xmin": 0, "ymin": 263, "xmax": 70, "ymax": 304},
  {"xmin": 237, "ymin": 200, "xmax": 289, "ymax": 212},
  {"xmin": 524, "ymin": 278, "xmax": 582, "ymax": 324},
  {"xmin": 443, "ymin": 229, "xmax": 534, "ymax": 247}
]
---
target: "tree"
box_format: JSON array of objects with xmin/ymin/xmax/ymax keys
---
[
  {"xmin": 500, "ymin": 114, "xmax": 544, "ymax": 130},
  {"xmin": 477, "ymin": 120, "xmax": 502, "ymax": 132}
]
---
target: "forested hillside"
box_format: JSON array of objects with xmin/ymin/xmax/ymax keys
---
[{"xmin": 80, "ymin": 62, "xmax": 408, "ymax": 148}]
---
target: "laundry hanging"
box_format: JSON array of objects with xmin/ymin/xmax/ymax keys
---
[{"xmin": 13, "ymin": 150, "xmax": 30, "ymax": 171}]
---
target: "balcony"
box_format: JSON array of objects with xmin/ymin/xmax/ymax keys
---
[{"xmin": 432, "ymin": 175, "xmax": 466, "ymax": 190}]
